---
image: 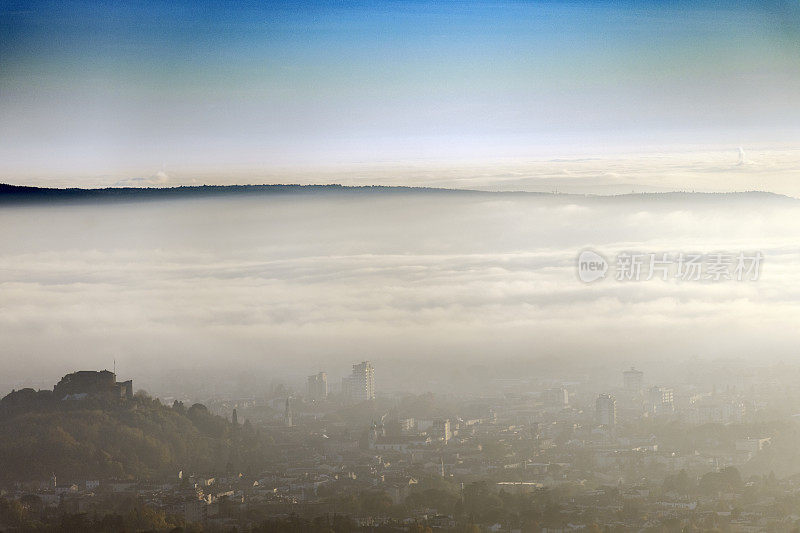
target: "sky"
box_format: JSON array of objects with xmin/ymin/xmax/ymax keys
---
[
  {"xmin": 2, "ymin": 0, "xmax": 800, "ymax": 185},
  {"xmin": 2, "ymin": 2, "xmax": 800, "ymax": 397}
]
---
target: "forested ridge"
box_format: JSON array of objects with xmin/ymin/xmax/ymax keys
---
[{"xmin": 0, "ymin": 390, "xmax": 271, "ymax": 483}]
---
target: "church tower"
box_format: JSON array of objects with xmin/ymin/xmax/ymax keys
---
[{"xmin": 283, "ymin": 398, "xmax": 293, "ymax": 427}]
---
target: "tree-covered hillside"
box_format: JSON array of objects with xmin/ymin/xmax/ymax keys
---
[{"xmin": 0, "ymin": 391, "xmax": 273, "ymax": 483}]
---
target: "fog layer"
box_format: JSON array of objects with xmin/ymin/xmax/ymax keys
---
[{"xmin": 1, "ymin": 191, "xmax": 798, "ymax": 395}]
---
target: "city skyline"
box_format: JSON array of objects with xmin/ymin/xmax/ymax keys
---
[{"xmin": 2, "ymin": 358, "xmax": 798, "ymax": 531}]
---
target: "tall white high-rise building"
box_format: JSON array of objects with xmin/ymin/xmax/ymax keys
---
[
  {"xmin": 544, "ymin": 387, "xmax": 569, "ymax": 409},
  {"xmin": 648, "ymin": 386, "xmax": 674, "ymax": 415},
  {"xmin": 596, "ymin": 393, "xmax": 617, "ymax": 427},
  {"xmin": 623, "ymin": 367, "xmax": 644, "ymax": 392},
  {"xmin": 307, "ymin": 372, "xmax": 328, "ymax": 401},
  {"xmin": 342, "ymin": 361, "xmax": 375, "ymax": 401}
]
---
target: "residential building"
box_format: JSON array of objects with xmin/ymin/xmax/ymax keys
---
[
  {"xmin": 342, "ymin": 361, "xmax": 375, "ymax": 401},
  {"xmin": 623, "ymin": 367, "xmax": 644, "ymax": 392},
  {"xmin": 544, "ymin": 387, "xmax": 569, "ymax": 409},
  {"xmin": 596, "ymin": 393, "xmax": 617, "ymax": 427},
  {"xmin": 648, "ymin": 386, "xmax": 675, "ymax": 415},
  {"xmin": 307, "ymin": 372, "xmax": 328, "ymax": 401}
]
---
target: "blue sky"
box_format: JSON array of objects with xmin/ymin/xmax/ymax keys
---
[{"xmin": 2, "ymin": 0, "xmax": 799, "ymax": 182}]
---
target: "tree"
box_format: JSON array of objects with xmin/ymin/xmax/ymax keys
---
[
  {"xmin": 0, "ymin": 497, "xmax": 27, "ymax": 529},
  {"xmin": 360, "ymin": 491, "xmax": 393, "ymax": 515}
]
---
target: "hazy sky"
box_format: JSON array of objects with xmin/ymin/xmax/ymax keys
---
[
  {"xmin": 3, "ymin": 2, "xmax": 800, "ymax": 397},
  {"xmin": 2, "ymin": 0, "xmax": 800, "ymax": 182}
]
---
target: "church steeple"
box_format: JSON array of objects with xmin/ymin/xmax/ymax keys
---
[{"xmin": 284, "ymin": 397, "xmax": 293, "ymax": 427}]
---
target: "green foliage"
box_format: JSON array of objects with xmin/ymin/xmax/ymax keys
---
[
  {"xmin": 252, "ymin": 513, "xmax": 356, "ymax": 533},
  {"xmin": 662, "ymin": 469, "xmax": 694, "ymax": 495},
  {"xmin": 461, "ymin": 481, "xmax": 504, "ymax": 524},
  {"xmin": 405, "ymin": 488, "xmax": 458, "ymax": 514},
  {"xmin": 0, "ymin": 497, "xmax": 28, "ymax": 530},
  {"xmin": 698, "ymin": 466, "xmax": 743, "ymax": 495},
  {"xmin": 323, "ymin": 490, "xmax": 396, "ymax": 518},
  {"xmin": 359, "ymin": 491, "xmax": 393, "ymax": 515},
  {"xmin": 0, "ymin": 393, "xmax": 274, "ymax": 482},
  {"xmin": 0, "ymin": 497, "xmax": 180, "ymax": 532}
]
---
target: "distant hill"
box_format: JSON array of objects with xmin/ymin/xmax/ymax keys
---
[
  {"xmin": 0, "ymin": 183, "xmax": 795, "ymax": 206},
  {"xmin": 0, "ymin": 183, "xmax": 483, "ymax": 205},
  {"xmin": 0, "ymin": 386, "xmax": 272, "ymax": 483}
]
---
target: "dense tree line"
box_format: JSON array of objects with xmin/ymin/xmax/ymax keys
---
[
  {"xmin": 0, "ymin": 495, "xmax": 190, "ymax": 532},
  {"xmin": 0, "ymin": 391, "xmax": 274, "ymax": 483}
]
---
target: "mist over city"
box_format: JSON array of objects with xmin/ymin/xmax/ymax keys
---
[
  {"xmin": 3, "ymin": 0, "xmax": 800, "ymax": 532},
  {"xmin": 2, "ymin": 187, "xmax": 800, "ymax": 396}
]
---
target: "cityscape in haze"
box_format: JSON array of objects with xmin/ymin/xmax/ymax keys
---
[{"xmin": 2, "ymin": 0, "xmax": 800, "ymax": 532}]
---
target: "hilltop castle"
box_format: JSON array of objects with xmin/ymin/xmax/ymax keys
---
[
  {"xmin": 53, "ymin": 370, "xmax": 132, "ymax": 400},
  {"xmin": 1, "ymin": 370, "xmax": 133, "ymax": 408}
]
